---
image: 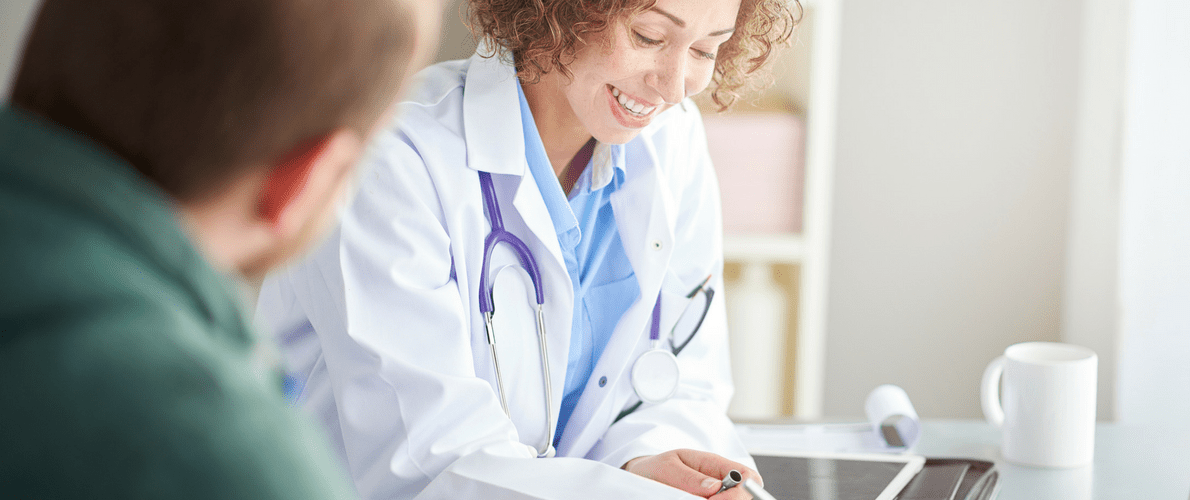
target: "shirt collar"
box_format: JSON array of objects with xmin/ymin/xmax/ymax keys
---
[{"xmin": 588, "ymin": 141, "xmax": 626, "ymax": 193}]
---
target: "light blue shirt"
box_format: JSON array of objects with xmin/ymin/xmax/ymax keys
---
[{"xmin": 516, "ymin": 84, "xmax": 640, "ymax": 443}]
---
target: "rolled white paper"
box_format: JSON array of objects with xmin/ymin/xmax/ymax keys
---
[{"xmin": 865, "ymin": 384, "xmax": 921, "ymax": 449}]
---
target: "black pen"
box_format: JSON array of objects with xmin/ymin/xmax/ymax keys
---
[{"xmin": 716, "ymin": 470, "xmax": 743, "ymax": 494}]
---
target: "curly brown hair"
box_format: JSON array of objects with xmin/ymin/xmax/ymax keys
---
[{"xmin": 468, "ymin": 0, "xmax": 800, "ymax": 111}]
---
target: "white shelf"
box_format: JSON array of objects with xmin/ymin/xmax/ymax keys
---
[
  {"xmin": 723, "ymin": 234, "xmax": 805, "ymax": 263},
  {"xmin": 719, "ymin": 0, "xmax": 839, "ymax": 419}
]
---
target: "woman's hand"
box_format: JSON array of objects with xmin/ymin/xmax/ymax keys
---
[{"xmin": 623, "ymin": 449, "xmax": 763, "ymax": 499}]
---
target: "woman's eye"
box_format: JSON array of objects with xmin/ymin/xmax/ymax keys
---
[
  {"xmin": 693, "ymin": 48, "xmax": 716, "ymax": 60},
  {"xmin": 633, "ymin": 31, "xmax": 663, "ymax": 46}
]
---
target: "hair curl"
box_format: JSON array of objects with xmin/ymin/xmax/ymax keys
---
[{"xmin": 469, "ymin": 0, "xmax": 800, "ymax": 111}]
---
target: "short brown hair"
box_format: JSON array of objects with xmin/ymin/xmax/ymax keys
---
[
  {"xmin": 468, "ymin": 0, "xmax": 799, "ymax": 111},
  {"xmin": 12, "ymin": 0, "xmax": 417, "ymax": 202}
]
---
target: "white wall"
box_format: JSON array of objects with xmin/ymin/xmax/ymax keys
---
[
  {"xmin": 1116, "ymin": 0, "xmax": 1190, "ymax": 426},
  {"xmin": 0, "ymin": 0, "xmax": 40, "ymax": 98},
  {"xmin": 823, "ymin": 0, "xmax": 1082, "ymax": 418},
  {"xmin": 1061, "ymin": 0, "xmax": 1128, "ymax": 421}
]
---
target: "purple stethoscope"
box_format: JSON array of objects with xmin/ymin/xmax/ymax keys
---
[
  {"xmin": 478, "ymin": 171, "xmax": 556, "ymax": 458},
  {"xmin": 477, "ymin": 172, "xmax": 708, "ymax": 453}
]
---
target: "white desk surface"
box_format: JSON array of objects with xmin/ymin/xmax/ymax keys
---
[{"xmin": 911, "ymin": 419, "xmax": 1190, "ymax": 500}]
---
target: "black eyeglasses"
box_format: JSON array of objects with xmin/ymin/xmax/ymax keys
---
[{"xmin": 668, "ymin": 284, "xmax": 714, "ymax": 356}]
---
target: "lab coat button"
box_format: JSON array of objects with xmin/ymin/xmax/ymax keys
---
[
  {"xmin": 651, "ymin": 240, "xmax": 663, "ymax": 250},
  {"xmin": 598, "ymin": 376, "xmax": 607, "ymax": 387}
]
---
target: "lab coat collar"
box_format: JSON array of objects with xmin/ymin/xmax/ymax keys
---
[{"xmin": 462, "ymin": 48, "xmax": 525, "ymax": 176}]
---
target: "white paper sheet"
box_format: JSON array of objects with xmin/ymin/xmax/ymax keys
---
[{"xmin": 735, "ymin": 385, "xmax": 921, "ymax": 454}]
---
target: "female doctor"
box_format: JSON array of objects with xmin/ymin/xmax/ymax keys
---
[{"xmin": 257, "ymin": 0, "xmax": 797, "ymax": 498}]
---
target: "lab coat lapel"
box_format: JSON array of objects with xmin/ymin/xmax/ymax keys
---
[
  {"xmin": 560, "ymin": 136, "xmax": 677, "ymax": 455},
  {"xmin": 509, "ymin": 166, "xmax": 572, "ymax": 427},
  {"xmin": 462, "ymin": 49, "xmax": 572, "ymax": 430},
  {"xmin": 612, "ymin": 140, "xmax": 678, "ymax": 291}
]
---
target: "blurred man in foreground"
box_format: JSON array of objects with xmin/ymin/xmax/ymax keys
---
[{"xmin": 0, "ymin": 0, "xmax": 439, "ymax": 497}]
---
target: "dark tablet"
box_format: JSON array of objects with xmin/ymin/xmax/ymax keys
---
[{"xmin": 752, "ymin": 450, "xmax": 926, "ymax": 500}]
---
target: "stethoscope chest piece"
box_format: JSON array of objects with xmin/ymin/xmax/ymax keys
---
[
  {"xmin": 631, "ymin": 348, "xmax": 680, "ymax": 404},
  {"xmin": 615, "ymin": 277, "xmax": 715, "ymax": 424}
]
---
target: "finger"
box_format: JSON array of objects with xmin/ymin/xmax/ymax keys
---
[
  {"xmin": 739, "ymin": 465, "xmax": 764, "ymax": 488},
  {"xmin": 675, "ymin": 449, "xmax": 763, "ymax": 486},
  {"xmin": 710, "ymin": 484, "xmax": 755, "ymax": 500},
  {"xmin": 651, "ymin": 455, "xmax": 722, "ymax": 497}
]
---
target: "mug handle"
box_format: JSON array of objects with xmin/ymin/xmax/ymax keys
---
[{"xmin": 981, "ymin": 355, "xmax": 1006, "ymax": 428}]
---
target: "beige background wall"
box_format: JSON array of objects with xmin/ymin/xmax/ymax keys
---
[{"xmin": 822, "ymin": 0, "xmax": 1082, "ymax": 418}]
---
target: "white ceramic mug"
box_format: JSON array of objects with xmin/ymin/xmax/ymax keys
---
[{"xmin": 981, "ymin": 342, "xmax": 1098, "ymax": 468}]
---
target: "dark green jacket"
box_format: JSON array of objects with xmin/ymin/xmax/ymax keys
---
[{"xmin": 0, "ymin": 106, "xmax": 356, "ymax": 499}]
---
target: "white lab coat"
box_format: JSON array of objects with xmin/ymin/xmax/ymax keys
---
[{"xmin": 256, "ymin": 51, "xmax": 751, "ymax": 499}]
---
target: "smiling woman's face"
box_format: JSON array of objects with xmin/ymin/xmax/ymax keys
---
[{"xmin": 557, "ymin": 0, "xmax": 742, "ymax": 145}]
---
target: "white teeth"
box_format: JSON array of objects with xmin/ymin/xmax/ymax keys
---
[{"xmin": 612, "ymin": 86, "xmax": 651, "ymax": 117}]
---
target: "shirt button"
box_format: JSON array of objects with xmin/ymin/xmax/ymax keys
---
[
  {"xmin": 598, "ymin": 376, "xmax": 607, "ymax": 387},
  {"xmin": 651, "ymin": 240, "xmax": 663, "ymax": 250}
]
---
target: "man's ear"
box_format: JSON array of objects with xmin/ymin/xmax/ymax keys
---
[{"xmin": 257, "ymin": 132, "xmax": 356, "ymax": 232}]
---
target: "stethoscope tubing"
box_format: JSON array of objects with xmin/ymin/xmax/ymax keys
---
[
  {"xmin": 477, "ymin": 171, "xmax": 555, "ymax": 458},
  {"xmin": 478, "ymin": 171, "xmax": 545, "ymax": 312}
]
